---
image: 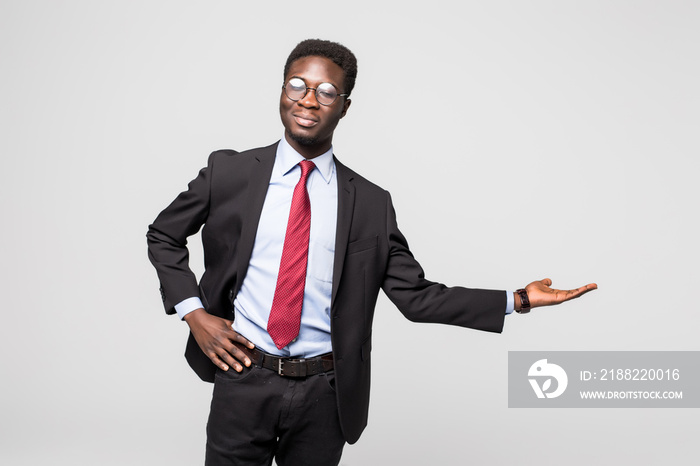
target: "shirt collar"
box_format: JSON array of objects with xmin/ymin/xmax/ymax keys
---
[{"xmin": 276, "ymin": 135, "xmax": 335, "ymax": 184}]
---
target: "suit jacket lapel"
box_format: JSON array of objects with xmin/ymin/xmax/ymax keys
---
[
  {"xmin": 332, "ymin": 157, "xmax": 355, "ymax": 305},
  {"xmin": 234, "ymin": 143, "xmax": 277, "ymax": 294}
]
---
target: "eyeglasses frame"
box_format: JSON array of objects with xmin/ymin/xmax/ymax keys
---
[{"xmin": 282, "ymin": 78, "xmax": 349, "ymax": 106}]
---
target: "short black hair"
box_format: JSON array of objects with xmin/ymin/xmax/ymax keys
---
[{"xmin": 283, "ymin": 39, "xmax": 358, "ymax": 97}]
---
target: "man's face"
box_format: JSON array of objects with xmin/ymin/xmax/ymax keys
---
[{"xmin": 280, "ymin": 55, "xmax": 351, "ymax": 157}]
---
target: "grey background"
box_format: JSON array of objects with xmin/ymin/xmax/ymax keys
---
[{"xmin": 1, "ymin": 0, "xmax": 697, "ymax": 465}]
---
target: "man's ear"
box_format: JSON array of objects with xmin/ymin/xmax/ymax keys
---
[{"xmin": 341, "ymin": 98, "xmax": 351, "ymax": 118}]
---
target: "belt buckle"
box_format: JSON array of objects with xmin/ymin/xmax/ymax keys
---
[
  {"xmin": 277, "ymin": 358, "xmax": 307, "ymax": 377},
  {"xmin": 278, "ymin": 359, "xmax": 285, "ymax": 376}
]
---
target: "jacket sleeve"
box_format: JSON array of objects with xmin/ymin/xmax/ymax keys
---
[
  {"xmin": 380, "ymin": 191, "xmax": 506, "ymax": 333},
  {"xmin": 146, "ymin": 152, "xmax": 214, "ymax": 315}
]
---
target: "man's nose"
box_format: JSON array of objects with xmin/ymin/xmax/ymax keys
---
[{"xmin": 298, "ymin": 88, "xmax": 320, "ymax": 108}]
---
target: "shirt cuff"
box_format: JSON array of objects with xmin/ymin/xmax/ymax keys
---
[
  {"xmin": 174, "ymin": 297, "xmax": 204, "ymax": 320},
  {"xmin": 505, "ymin": 290, "xmax": 515, "ymax": 315}
]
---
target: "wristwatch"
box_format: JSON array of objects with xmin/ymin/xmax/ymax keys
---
[{"xmin": 515, "ymin": 288, "xmax": 530, "ymax": 314}]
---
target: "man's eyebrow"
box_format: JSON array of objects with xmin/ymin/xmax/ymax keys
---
[{"xmin": 288, "ymin": 75, "xmax": 340, "ymax": 87}]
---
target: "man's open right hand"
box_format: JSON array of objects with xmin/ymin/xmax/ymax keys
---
[{"xmin": 183, "ymin": 308, "xmax": 255, "ymax": 372}]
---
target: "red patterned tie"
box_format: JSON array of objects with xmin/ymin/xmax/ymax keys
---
[{"xmin": 267, "ymin": 160, "xmax": 316, "ymax": 349}]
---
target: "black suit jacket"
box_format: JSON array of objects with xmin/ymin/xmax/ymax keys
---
[{"xmin": 147, "ymin": 141, "xmax": 506, "ymax": 443}]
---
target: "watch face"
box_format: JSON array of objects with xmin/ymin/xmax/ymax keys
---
[{"xmin": 516, "ymin": 289, "xmax": 530, "ymax": 310}]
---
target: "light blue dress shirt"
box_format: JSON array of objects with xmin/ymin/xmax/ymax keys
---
[{"xmin": 175, "ymin": 136, "xmax": 514, "ymax": 357}]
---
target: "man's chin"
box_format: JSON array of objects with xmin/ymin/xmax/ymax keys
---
[{"xmin": 288, "ymin": 131, "xmax": 319, "ymax": 147}]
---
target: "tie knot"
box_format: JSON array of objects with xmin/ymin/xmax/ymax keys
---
[{"xmin": 299, "ymin": 160, "xmax": 316, "ymax": 179}]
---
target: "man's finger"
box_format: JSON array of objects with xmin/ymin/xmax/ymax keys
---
[
  {"xmin": 562, "ymin": 283, "xmax": 598, "ymax": 301},
  {"xmin": 208, "ymin": 352, "xmax": 231, "ymax": 372},
  {"xmin": 217, "ymin": 349, "xmax": 245, "ymax": 372},
  {"xmin": 231, "ymin": 332, "xmax": 256, "ymax": 349},
  {"xmin": 574, "ymin": 283, "xmax": 598, "ymax": 297},
  {"xmin": 210, "ymin": 336, "xmax": 252, "ymax": 369},
  {"xmin": 221, "ymin": 321, "xmax": 255, "ymax": 349},
  {"xmin": 227, "ymin": 344, "xmax": 252, "ymax": 367}
]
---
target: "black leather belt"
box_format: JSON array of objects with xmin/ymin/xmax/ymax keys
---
[{"xmin": 232, "ymin": 341, "xmax": 334, "ymax": 378}]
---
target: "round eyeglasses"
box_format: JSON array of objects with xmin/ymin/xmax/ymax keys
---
[{"xmin": 283, "ymin": 77, "xmax": 348, "ymax": 106}]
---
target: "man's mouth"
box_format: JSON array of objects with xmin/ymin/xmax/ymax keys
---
[{"xmin": 293, "ymin": 114, "xmax": 318, "ymax": 128}]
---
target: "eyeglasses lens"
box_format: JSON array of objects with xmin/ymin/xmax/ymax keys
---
[
  {"xmin": 315, "ymin": 83, "xmax": 337, "ymax": 105},
  {"xmin": 285, "ymin": 78, "xmax": 307, "ymax": 101}
]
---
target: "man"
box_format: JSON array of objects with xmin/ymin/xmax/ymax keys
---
[{"xmin": 147, "ymin": 39, "xmax": 596, "ymax": 465}]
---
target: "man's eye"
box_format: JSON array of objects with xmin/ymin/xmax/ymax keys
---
[{"xmin": 288, "ymin": 78, "xmax": 306, "ymax": 91}]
